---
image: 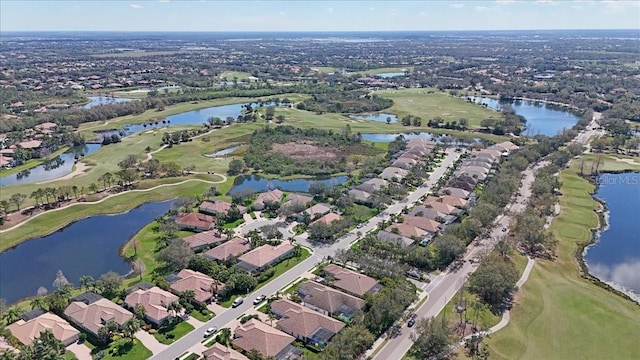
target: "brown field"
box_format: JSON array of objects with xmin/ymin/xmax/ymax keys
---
[{"xmin": 271, "ymin": 141, "xmax": 338, "ymax": 161}]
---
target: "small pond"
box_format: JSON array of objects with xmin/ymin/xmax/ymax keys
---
[
  {"xmin": 83, "ymin": 96, "xmax": 136, "ymax": 109},
  {"xmin": 469, "ymin": 96, "xmax": 580, "ymax": 137},
  {"xmin": 229, "ymin": 175, "xmax": 348, "ymax": 195},
  {"xmin": 205, "ymin": 145, "xmax": 243, "ymax": 158},
  {"xmin": 350, "ymin": 113, "xmax": 398, "ymax": 123},
  {"xmin": 0, "ymin": 144, "xmax": 102, "ymax": 186},
  {"xmin": 0, "ymin": 200, "xmax": 174, "ymax": 304}
]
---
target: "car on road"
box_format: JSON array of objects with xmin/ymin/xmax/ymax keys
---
[
  {"xmin": 253, "ymin": 295, "xmax": 266, "ymax": 305},
  {"xmin": 407, "ymin": 318, "xmax": 416, "ymax": 327},
  {"xmin": 204, "ymin": 327, "xmax": 217, "ymax": 337},
  {"xmin": 501, "ymin": 227, "xmax": 507, "ymax": 232},
  {"xmin": 232, "ymin": 297, "xmax": 244, "ymax": 307}
]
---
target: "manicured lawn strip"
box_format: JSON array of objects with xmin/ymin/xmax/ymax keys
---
[
  {"xmin": 222, "ymin": 218, "xmax": 245, "ymax": 229},
  {"xmin": 219, "ymin": 71, "xmax": 253, "ymax": 80},
  {"xmin": 190, "ymin": 308, "xmax": 215, "ymax": 322},
  {"xmin": 375, "ymin": 88, "xmax": 499, "ymax": 128},
  {"xmin": 0, "ymin": 179, "xmax": 212, "ymax": 251},
  {"xmin": 153, "ymin": 321, "xmax": 194, "ymax": 345},
  {"xmin": 484, "ymin": 165, "xmax": 640, "ymax": 360},
  {"xmin": 348, "ymin": 67, "xmax": 413, "ymax": 76},
  {"xmin": 577, "ymin": 153, "xmax": 640, "ymax": 173},
  {"xmin": 123, "ymin": 221, "xmax": 163, "ymax": 284},
  {"xmin": 98, "ymin": 339, "xmax": 152, "ymax": 360}
]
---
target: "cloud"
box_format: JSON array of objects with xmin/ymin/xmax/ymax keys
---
[
  {"xmin": 535, "ymin": 0, "xmax": 555, "ymax": 5},
  {"xmin": 129, "ymin": 4, "xmax": 143, "ymax": 9},
  {"xmin": 589, "ymin": 259, "xmax": 640, "ymax": 298},
  {"xmin": 327, "ymin": 7, "xmax": 334, "ymax": 13},
  {"xmin": 450, "ymin": 3, "xmax": 464, "ymax": 8},
  {"xmin": 157, "ymin": 0, "xmax": 170, "ymax": 3},
  {"xmin": 602, "ymin": 0, "xmax": 640, "ymax": 12},
  {"xmin": 279, "ymin": 11, "xmax": 286, "ymax": 16},
  {"xmin": 496, "ymin": 0, "xmax": 517, "ymax": 4},
  {"xmin": 418, "ymin": 11, "xmax": 427, "ymax": 17},
  {"xmin": 475, "ymin": 6, "xmax": 488, "ymax": 11}
]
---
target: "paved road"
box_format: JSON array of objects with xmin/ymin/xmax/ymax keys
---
[
  {"xmin": 372, "ymin": 160, "xmax": 547, "ymax": 360},
  {"xmin": 150, "ymin": 149, "xmax": 461, "ymax": 360}
]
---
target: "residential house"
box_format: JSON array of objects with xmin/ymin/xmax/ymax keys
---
[
  {"xmin": 232, "ymin": 319, "xmax": 299, "ymax": 360},
  {"xmin": 7, "ymin": 310, "xmax": 79, "ymax": 346},
  {"xmin": 281, "ymin": 193, "xmax": 313, "ymax": 211},
  {"xmin": 391, "ymin": 157, "xmax": 417, "ymax": 170},
  {"xmin": 379, "ymin": 167, "xmax": 408, "ymax": 181},
  {"xmin": 377, "ymin": 230, "xmax": 415, "ymax": 248},
  {"xmin": 322, "ymin": 264, "xmax": 382, "ymax": 298},
  {"xmin": 236, "ymin": 242, "xmax": 295, "ymax": 272},
  {"xmin": 385, "ymin": 223, "xmax": 426, "ymax": 239},
  {"xmin": 124, "ymin": 286, "xmax": 179, "ymax": 325},
  {"xmin": 348, "ymin": 189, "xmax": 372, "ymax": 204},
  {"xmin": 297, "ymin": 281, "xmax": 366, "ymax": 321},
  {"xmin": 270, "ymin": 299, "xmax": 345, "ymax": 349},
  {"xmin": 168, "ymin": 269, "xmax": 221, "ymax": 304},
  {"xmin": 437, "ymin": 187, "xmax": 471, "ymax": 199},
  {"xmin": 310, "ymin": 212, "xmax": 342, "ymax": 226},
  {"xmin": 489, "ymin": 141, "xmax": 519, "ymax": 154},
  {"xmin": 17, "ymin": 139, "xmax": 43, "ymax": 150},
  {"xmin": 203, "ymin": 343, "xmax": 249, "ymax": 360},
  {"xmin": 461, "ymin": 159, "xmax": 493, "ymax": 169},
  {"xmin": 253, "ymin": 189, "xmax": 284, "ymax": 210},
  {"xmin": 439, "ymin": 195, "xmax": 470, "ymax": 208},
  {"xmin": 455, "ymin": 168, "xmax": 488, "ymax": 181},
  {"xmin": 478, "ymin": 148, "xmax": 504, "ymax": 159},
  {"xmin": 199, "ymin": 200, "xmax": 246, "ymax": 217},
  {"xmin": 402, "ymin": 216, "xmax": 442, "ymax": 233},
  {"xmin": 303, "ymin": 203, "xmax": 332, "ymax": 219},
  {"xmin": 64, "ymin": 292, "xmax": 133, "ymax": 338},
  {"xmin": 204, "ymin": 237, "xmax": 251, "ymax": 262},
  {"xmin": 182, "ymin": 229, "xmax": 228, "ymax": 252},
  {"xmin": 175, "ymin": 212, "xmax": 215, "ymax": 232},
  {"xmin": 424, "ymin": 200, "xmax": 462, "ymax": 216}
]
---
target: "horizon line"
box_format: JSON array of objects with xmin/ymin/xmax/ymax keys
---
[{"xmin": 1, "ymin": 28, "xmax": 639, "ymax": 33}]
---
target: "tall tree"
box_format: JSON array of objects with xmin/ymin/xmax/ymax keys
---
[
  {"xmin": 410, "ymin": 317, "xmax": 456, "ymax": 360},
  {"xmin": 9, "ymin": 193, "xmax": 26, "ymax": 211}
]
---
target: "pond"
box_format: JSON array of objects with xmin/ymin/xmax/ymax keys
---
[
  {"xmin": 83, "ymin": 96, "xmax": 136, "ymax": 109},
  {"xmin": 469, "ymin": 96, "xmax": 580, "ymax": 137},
  {"xmin": 350, "ymin": 113, "xmax": 398, "ymax": 123},
  {"xmin": 361, "ymin": 132, "xmax": 478, "ymax": 145},
  {"xmin": 584, "ymin": 172, "xmax": 640, "ymax": 303},
  {"xmin": 95, "ymin": 101, "xmax": 279, "ymax": 138},
  {"xmin": 204, "ymin": 145, "xmax": 243, "ymax": 158},
  {"xmin": 0, "ymin": 144, "xmax": 102, "ymax": 186},
  {"xmin": 376, "ymin": 72, "xmax": 406, "ymax": 78},
  {"xmin": 229, "ymin": 174, "xmax": 348, "ymax": 195},
  {"xmin": 0, "ymin": 200, "xmax": 174, "ymax": 304}
]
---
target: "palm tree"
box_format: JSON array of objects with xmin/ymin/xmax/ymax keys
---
[
  {"xmin": 30, "ymin": 296, "xmax": 47, "ymax": 310},
  {"xmin": 3, "ymin": 307, "xmax": 23, "ymax": 324},
  {"xmin": 181, "ymin": 290, "xmax": 196, "ymax": 304},
  {"xmin": 217, "ymin": 328, "xmax": 232, "ymax": 346},
  {"xmin": 167, "ymin": 300, "xmax": 183, "ymax": 319},
  {"xmin": 122, "ymin": 317, "xmax": 141, "ymax": 343},
  {"xmin": 79, "ymin": 275, "xmax": 95, "ymax": 291},
  {"xmin": 134, "ymin": 303, "xmax": 146, "ymax": 320}
]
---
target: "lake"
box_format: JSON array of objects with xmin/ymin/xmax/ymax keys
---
[
  {"xmin": 95, "ymin": 101, "xmax": 278, "ymax": 137},
  {"xmin": 83, "ymin": 96, "xmax": 136, "ymax": 109},
  {"xmin": 350, "ymin": 113, "xmax": 397, "ymax": 123},
  {"xmin": 0, "ymin": 200, "xmax": 174, "ymax": 304},
  {"xmin": 584, "ymin": 172, "xmax": 640, "ymax": 302},
  {"xmin": 229, "ymin": 174, "xmax": 348, "ymax": 195},
  {"xmin": 470, "ymin": 97, "xmax": 580, "ymax": 137},
  {"xmin": 376, "ymin": 72, "xmax": 406, "ymax": 78},
  {"xmin": 0, "ymin": 144, "xmax": 102, "ymax": 186}
]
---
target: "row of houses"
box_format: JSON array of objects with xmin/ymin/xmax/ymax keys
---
[
  {"xmin": 377, "ymin": 141, "xmax": 519, "ymax": 247},
  {"xmin": 348, "ymin": 138, "xmax": 437, "ymax": 204},
  {"xmin": 202, "ymin": 264, "xmax": 382, "ymax": 360}
]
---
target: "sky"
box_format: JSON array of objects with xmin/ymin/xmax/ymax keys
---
[{"xmin": 1, "ymin": 0, "xmax": 639, "ymax": 32}]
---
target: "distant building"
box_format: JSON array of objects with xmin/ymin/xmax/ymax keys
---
[{"xmin": 174, "ymin": 212, "xmax": 215, "ymax": 232}]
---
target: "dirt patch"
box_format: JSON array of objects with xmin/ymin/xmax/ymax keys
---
[{"xmin": 271, "ymin": 142, "xmax": 338, "ymax": 161}]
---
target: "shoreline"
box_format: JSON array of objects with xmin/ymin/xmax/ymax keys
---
[{"xmin": 574, "ymin": 172, "xmax": 640, "ymax": 305}]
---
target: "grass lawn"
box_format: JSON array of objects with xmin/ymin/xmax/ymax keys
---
[
  {"xmin": 576, "ymin": 153, "xmax": 640, "ymax": 173},
  {"xmin": 483, "ymin": 162, "xmax": 640, "ymax": 360},
  {"xmin": 310, "ymin": 66, "xmax": 341, "ymax": 73},
  {"xmin": 222, "ymin": 218, "xmax": 245, "ymax": 229},
  {"xmin": 97, "ymin": 339, "xmax": 152, "ymax": 360},
  {"xmin": 154, "ymin": 321, "xmax": 195, "ymax": 345},
  {"xmin": 375, "ymin": 88, "xmax": 499, "ymax": 129},
  {"xmin": 122, "ymin": 221, "xmax": 163, "ymax": 284},
  {"xmin": 219, "ymin": 71, "xmax": 253, "ymax": 80},
  {"xmin": 190, "ymin": 308, "xmax": 215, "ymax": 322},
  {"xmin": 347, "ymin": 67, "xmax": 413, "ymax": 76}
]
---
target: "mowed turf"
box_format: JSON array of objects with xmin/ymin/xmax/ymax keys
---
[
  {"xmin": 375, "ymin": 88, "xmax": 498, "ymax": 128},
  {"xmin": 484, "ymin": 162, "xmax": 640, "ymax": 360}
]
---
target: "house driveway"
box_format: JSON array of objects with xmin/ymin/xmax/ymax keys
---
[
  {"xmin": 67, "ymin": 342, "xmax": 92, "ymax": 360},
  {"xmin": 207, "ymin": 303, "xmax": 227, "ymax": 316},
  {"xmin": 135, "ymin": 330, "xmax": 167, "ymax": 354}
]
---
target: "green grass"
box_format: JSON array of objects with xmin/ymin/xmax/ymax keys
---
[
  {"xmin": 219, "ymin": 71, "xmax": 253, "ymax": 80},
  {"xmin": 483, "ymin": 162, "xmax": 640, "ymax": 360},
  {"xmin": 347, "ymin": 67, "xmax": 413, "ymax": 76},
  {"xmin": 98, "ymin": 339, "xmax": 152, "ymax": 360},
  {"xmin": 577, "ymin": 153, "xmax": 640, "ymax": 173},
  {"xmin": 222, "ymin": 218, "xmax": 245, "ymax": 229},
  {"xmin": 153, "ymin": 321, "xmax": 194, "ymax": 345},
  {"xmin": 190, "ymin": 308, "xmax": 215, "ymax": 322},
  {"xmin": 375, "ymin": 88, "xmax": 499, "ymax": 128},
  {"xmin": 310, "ymin": 66, "xmax": 341, "ymax": 73}
]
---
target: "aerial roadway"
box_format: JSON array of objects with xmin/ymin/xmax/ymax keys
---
[{"xmin": 150, "ymin": 149, "xmax": 461, "ymax": 360}]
